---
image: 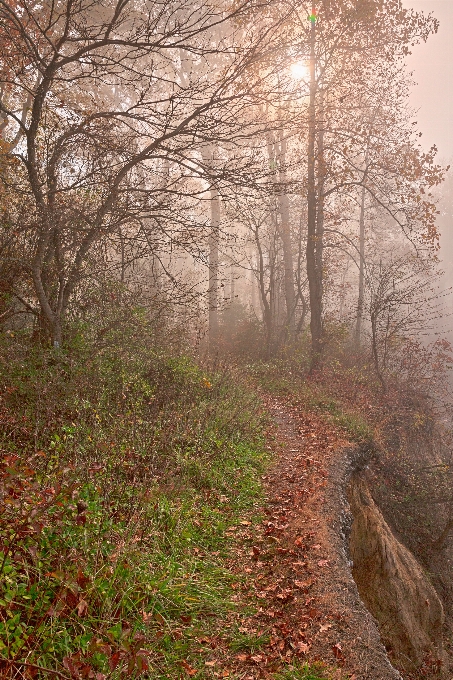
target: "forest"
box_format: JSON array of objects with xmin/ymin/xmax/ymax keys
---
[{"xmin": 1, "ymin": 1, "xmax": 453, "ymax": 679}]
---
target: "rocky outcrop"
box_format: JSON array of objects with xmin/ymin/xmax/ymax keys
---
[{"xmin": 348, "ymin": 476, "xmax": 444, "ymax": 672}]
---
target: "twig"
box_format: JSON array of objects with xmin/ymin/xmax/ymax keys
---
[{"xmin": 0, "ymin": 659, "xmax": 69, "ymax": 679}]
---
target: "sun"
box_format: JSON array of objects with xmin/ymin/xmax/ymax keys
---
[{"xmin": 290, "ymin": 60, "xmax": 309, "ymax": 81}]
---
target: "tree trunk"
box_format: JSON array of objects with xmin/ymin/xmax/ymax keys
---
[
  {"xmin": 355, "ymin": 183, "xmax": 366, "ymax": 346},
  {"xmin": 277, "ymin": 130, "xmax": 296, "ymax": 339},
  {"xmin": 265, "ymin": 132, "xmax": 281, "ymax": 353},
  {"xmin": 32, "ymin": 239, "xmax": 62, "ymax": 348},
  {"xmin": 306, "ymin": 13, "xmax": 323, "ymax": 368},
  {"xmin": 208, "ymin": 185, "xmax": 220, "ymax": 351}
]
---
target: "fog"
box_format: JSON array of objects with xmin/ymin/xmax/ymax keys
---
[
  {"xmin": 404, "ymin": 0, "xmax": 453, "ymax": 338},
  {"xmin": 403, "ymin": 0, "xmax": 453, "ymax": 160}
]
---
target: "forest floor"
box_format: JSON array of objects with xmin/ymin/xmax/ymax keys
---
[
  {"xmin": 215, "ymin": 393, "xmax": 403, "ymax": 680},
  {"xmin": 2, "ymin": 341, "xmax": 434, "ymax": 680}
]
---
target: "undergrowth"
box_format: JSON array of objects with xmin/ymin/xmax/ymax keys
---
[
  {"xmin": 274, "ymin": 662, "xmax": 332, "ymax": 680},
  {"xmin": 0, "ymin": 329, "xmax": 263, "ymax": 678},
  {"xmin": 247, "ymin": 357, "xmax": 373, "ymax": 444},
  {"xmin": 0, "ymin": 329, "xmax": 334, "ymax": 679}
]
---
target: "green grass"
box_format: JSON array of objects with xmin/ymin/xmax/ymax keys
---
[
  {"xmin": 0, "ymin": 334, "xmax": 268, "ymax": 678},
  {"xmin": 247, "ymin": 359, "xmax": 373, "ymax": 443},
  {"xmin": 274, "ymin": 661, "xmax": 333, "ymax": 679},
  {"xmin": 229, "ymin": 628, "xmax": 270, "ymax": 652}
]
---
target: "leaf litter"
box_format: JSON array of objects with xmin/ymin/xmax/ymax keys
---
[{"xmin": 216, "ymin": 394, "xmax": 402, "ymax": 680}]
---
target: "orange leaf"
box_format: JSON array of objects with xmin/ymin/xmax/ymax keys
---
[
  {"xmin": 181, "ymin": 660, "xmax": 197, "ymax": 676},
  {"xmin": 250, "ymin": 655, "xmax": 263, "ymax": 664}
]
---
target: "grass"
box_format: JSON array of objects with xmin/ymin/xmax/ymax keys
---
[
  {"xmin": 0, "ymin": 330, "xmax": 266, "ymax": 678},
  {"xmin": 274, "ymin": 662, "xmax": 333, "ymax": 679},
  {"xmin": 0, "ymin": 331, "xmax": 335, "ymax": 679},
  {"xmin": 247, "ymin": 358, "xmax": 373, "ymax": 443}
]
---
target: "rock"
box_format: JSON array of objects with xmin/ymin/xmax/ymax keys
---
[{"xmin": 348, "ymin": 476, "xmax": 444, "ymax": 672}]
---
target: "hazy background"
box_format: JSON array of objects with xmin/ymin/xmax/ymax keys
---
[
  {"xmin": 403, "ymin": 0, "xmax": 453, "ymax": 160},
  {"xmin": 403, "ymin": 0, "xmax": 453, "ymax": 333}
]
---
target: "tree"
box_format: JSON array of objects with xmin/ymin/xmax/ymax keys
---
[
  {"xmin": 299, "ymin": 0, "xmax": 439, "ymax": 367},
  {"xmin": 0, "ymin": 0, "xmax": 296, "ymax": 346}
]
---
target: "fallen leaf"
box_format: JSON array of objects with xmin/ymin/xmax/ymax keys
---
[
  {"xmin": 276, "ymin": 589, "xmax": 294, "ymax": 602},
  {"xmin": 76, "ymin": 569, "xmax": 90, "ymax": 589},
  {"xmin": 332, "ymin": 643, "xmax": 344, "ymax": 660},
  {"xmin": 76, "ymin": 599, "xmax": 88, "ymax": 616},
  {"xmin": 319, "ymin": 623, "xmax": 332, "ymax": 633},
  {"xmin": 181, "ymin": 660, "xmax": 197, "ymax": 676},
  {"xmin": 317, "ymin": 560, "xmax": 329, "ymax": 567},
  {"xmin": 109, "ymin": 652, "xmax": 121, "ymax": 671},
  {"xmin": 250, "ymin": 655, "xmax": 263, "ymax": 664}
]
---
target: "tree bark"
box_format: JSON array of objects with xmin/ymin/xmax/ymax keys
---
[
  {"xmin": 277, "ymin": 130, "xmax": 296, "ymax": 339},
  {"xmin": 306, "ymin": 13, "xmax": 323, "ymax": 368},
  {"xmin": 208, "ymin": 184, "xmax": 220, "ymax": 351},
  {"xmin": 355, "ymin": 183, "xmax": 366, "ymax": 346}
]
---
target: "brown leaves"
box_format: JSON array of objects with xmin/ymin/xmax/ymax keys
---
[
  {"xmin": 251, "ymin": 545, "xmax": 261, "ymax": 558},
  {"xmin": 223, "ymin": 399, "xmax": 358, "ymax": 675},
  {"xmin": 332, "ymin": 643, "xmax": 345, "ymax": 665},
  {"xmin": 181, "ymin": 660, "xmax": 197, "ymax": 676},
  {"xmin": 76, "ymin": 599, "xmax": 88, "ymax": 617},
  {"xmin": 292, "ymin": 640, "xmax": 310, "ymax": 654}
]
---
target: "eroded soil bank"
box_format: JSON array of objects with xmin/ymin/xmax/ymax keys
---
[
  {"xmin": 227, "ymin": 395, "xmax": 451, "ymax": 679},
  {"xmin": 348, "ymin": 475, "xmax": 444, "ymax": 675}
]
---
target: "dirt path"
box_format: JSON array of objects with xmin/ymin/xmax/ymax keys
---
[{"xmin": 226, "ymin": 395, "xmax": 402, "ymax": 680}]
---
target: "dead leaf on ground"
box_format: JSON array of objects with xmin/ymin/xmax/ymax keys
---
[
  {"xmin": 319, "ymin": 623, "xmax": 333, "ymax": 633},
  {"xmin": 181, "ymin": 660, "xmax": 197, "ymax": 676},
  {"xmin": 250, "ymin": 655, "xmax": 264, "ymax": 664},
  {"xmin": 76, "ymin": 599, "xmax": 88, "ymax": 616}
]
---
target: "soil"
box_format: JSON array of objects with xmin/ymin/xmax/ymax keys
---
[{"xmin": 223, "ymin": 395, "xmax": 404, "ymax": 680}]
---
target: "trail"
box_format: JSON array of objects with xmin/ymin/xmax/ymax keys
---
[{"xmin": 225, "ymin": 395, "xmax": 402, "ymax": 680}]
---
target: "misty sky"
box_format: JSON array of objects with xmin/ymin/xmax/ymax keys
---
[
  {"xmin": 401, "ymin": 2, "xmax": 453, "ymax": 327},
  {"xmin": 403, "ymin": 0, "xmax": 453, "ymax": 161}
]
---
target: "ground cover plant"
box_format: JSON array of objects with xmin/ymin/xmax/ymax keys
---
[
  {"xmin": 0, "ymin": 328, "xmax": 335, "ymax": 679},
  {"xmin": 0, "ymin": 328, "xmax": 264, "ymax": 678}
]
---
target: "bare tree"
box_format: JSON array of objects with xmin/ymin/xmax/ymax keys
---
[{"xmin": 0, "ymin": 0, "xmax": 297, "ymax": 346}]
